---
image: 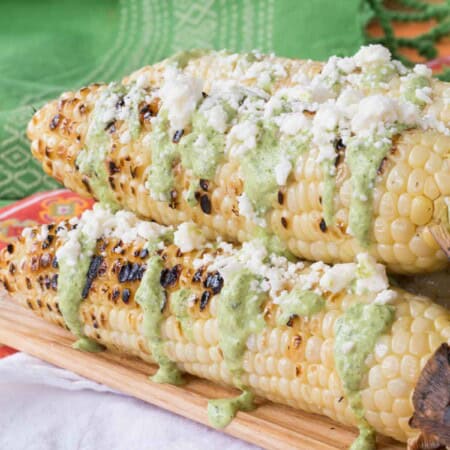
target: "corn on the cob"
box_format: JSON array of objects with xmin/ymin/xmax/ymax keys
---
[
  {"xmin": 27, "ymin": 47, "xmax": 450, "ymax": 274},
  {"xmin": 0, "ymin": 206, "xmax": 449, "ymax": 448}
]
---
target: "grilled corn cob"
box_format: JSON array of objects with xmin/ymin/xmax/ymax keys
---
[
  {"xmin": 0, "ymin": 206, "xmax": 449, "ymax": 448},
  {"xmin": 27, "ymin": 46, "xmax": 450, "ymax": 274}
]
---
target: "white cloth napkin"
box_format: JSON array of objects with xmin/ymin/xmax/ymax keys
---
[{"xmin": 0, "ymin": 353, "xmax": 259, "ymax": 450}]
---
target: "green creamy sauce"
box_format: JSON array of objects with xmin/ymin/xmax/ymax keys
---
[
  {"xmin": 403, "ymin": 75, "xmax": 430, "ymax": 108},
  {"xmin": 346, "ymin": 137, "xmax": 392, "ymax": 247},
  {"xmin": 241, "ymin": 124, "xmax": 303, "ymax": 215},
  {"xmin": 58, "ymin": 235, "xmax": 104, "ymax": 352},
  {"xmin": 207, "ymin": 269, "xmax": 266, "ymax": 428},
  {"xmin": 276, "ymin": 290, "xmax": 325, "ymax": 326},
  {"xmin": 171, "ymin": 288, "xmax": 194, "ymax": 339},
  {"xmin": 147, "ymin": 114, "xmax": 179, "ymax": 199},
  {"xmin": 362, "ymin": 63, "xmax": 397, "ymax": 88},
  {"xmin": 334, "ymin": 303, "xmax": 395, "ymax": 450},
  {"xmin": 253, "ymin": 227, "xmax": 295, "ymax": 260},
  {"xmin": 135, "ymin": 255, "xmax": 184, "ymax": 385},
  {"xmin": 179, "ymin": 113, "xmax": 227, "ymax": 180},
  {"xmin": 77, "ymin": 83, "xmax": 142, "ymax": 210},
  {"xmin": 208, "ymin": 390, "xmax": 255, "ymax": 428}
]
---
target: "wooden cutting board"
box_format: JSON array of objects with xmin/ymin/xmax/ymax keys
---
[{"xmin": 0, "ymin": 296, "xmax": 404, "ymax": 450}]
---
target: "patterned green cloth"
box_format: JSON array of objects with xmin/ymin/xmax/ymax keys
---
[{"xmin": 0, "ymin": 0, "xmax": 369, "ymax": 201}]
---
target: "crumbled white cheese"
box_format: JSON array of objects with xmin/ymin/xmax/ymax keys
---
[
  {"xmin": 374, "ymin": 289, "xmax": 398, "ymax": 305},
  {"xmin": 274, "ymin": 158, "xmax": 292, "ymax": 186},
  {"xmin": 354, "ymin": 253, "xmax": 389, "ymax": 295},
  {"xmin": 206, "ymin": 103, "xmax": 229, "ymax": 133},
  {"xmin": 173, "ymin": 222, "xmax": 206, "ymax": 253},
  {"xmin": 351, "ymin": 95, "xmax": 399, "ymax": 136},
  {"xmin": 55, "ymin": 204, "xmax": 168, "ymax": 267},
  {"xmin": 237, "ymin": 193, "xmax": 266, "ymax": 227},
  {"xmin": 312, "ymin": 101, "xmax": 340, "ymax": 163},
  {"xmin": 415, "ymin": 86, "xmax": 432, "ymax": 104},
  {"xmin": 319, "ymin": 263, "xmax": 356, "ymax": 293},
  {"xmin": 354, "ymin": 44, "xmax": 391, "ymax": 67},
  {"xmin": 413, "ymin": 64, "xmax": 432, "ymax": 78},
  {"xmin": 227, "ymin": 121, "xmax": 259, "ymax": 157},
  {"xmin": 276, "ymin": 112, "xmax": 311, "ymax": 135},
  {"xmin": 159, "ymin": 66, "xmax": 203, "ymax": 131}
]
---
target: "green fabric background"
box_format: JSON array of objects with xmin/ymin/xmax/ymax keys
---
[{"xmin": 0, "ymin": 0, "xmax": 367, "ymax": 201}]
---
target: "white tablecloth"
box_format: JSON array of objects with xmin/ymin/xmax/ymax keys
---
[{"xmin": 0, "ymin": 353, "xmax": 259, "ymax": 450}]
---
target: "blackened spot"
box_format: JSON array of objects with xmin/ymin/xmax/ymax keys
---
[
  {"xmin": 118, "ymin": 262, "xmax": 146, "ymax": 283},
  {"xmin": 47, "ymin": 224, "xmax": 55, "ymax": 231},
  {"xmin": 109, "ymin": 161, "xmax": 120, "ymax": 175},
  {"xmin": 200, "ymin": 195, "xmax": 212, "ymax": 214},
  {"xmin": 192, "ymin": 268, "xmax": 204, "ymax": 283},
  {"xmin": 338, "ymin": 396, "xmax": 344, "ymax": 403},
  {"xmin": 105, "ymin": 120, "xmax": 116, "ymax": 133},
  {"xmin": 116, "ymin": 97, "xmax": 125, "ymax": 109},
  {"xmin": 286, "ymin": 315, "xmax": 297, "ymax": 327},
  {"xmin": 6, "ymin": 244, "xmax": 14, "ymax": 254},
  {"xmin": 2, "ymin": 279, "xmax": 10, "ymax": 292},
  {"xmin": 140, "ymin": 104, "xmax": 154, "ymax": 121},
  {"xmin": 8, "ymin": 263, "xmax": 15, "ymax": 275},
  {"xmin": 112, "ymin": 288, "xmax": 120, "ymax": 302},
  {"xmin": 46, "ymin": 304, "xmax": 53, "ymax": 312},
  {"xmin": 172, "ymin": 129, "xmax": 184, "ymax": 143},
  {"xmin": 82, "ymin": 177, "xmax": 92, "ymax": 194},
  {"xmin": 82, "ymin": 255, "xmax": 104, "ymax": 299},
  {"xmin": 109, "ymin": 176, "xmax": 116, "ymax": 190},
  {"xmin": 377, "ymin": 157, "xmax": 387, "ymax": 175},
  {"xmin": 278, "ymin": 191, "xmax": 284, "ymax": 205},
  {"xmin": 200, "ymin": 291, "xmax": 211, "ymax": 311},
  {"xmin": 52, "ymin": 256, "xmax": 59, "ymax": 269},
  {"xmin": 79, "ymin": 104, "xmax": 86, "ymax": 114},
  {"xmin": 118, "ymin": 263, "xmax": 131, "ymax": 283},
  {"xmin": 160, "ymin": 265, "xmax": 181, "ymax": 288},
  {"xmin": 281, "ymin": 217, "xmax": 288, "ymax": 228},
  {"xmin": 44, "ymin": 275, "xmax": 52, "ymax": 290},
  {"xmin": 199, "ymin": 179, "xmax": 209, "ymax": 192},
  {"xmin": 51, "ymin": 274, "xmax": 58, "ymax": 290},
  {"xmin": 202, "ymin": 92, "xmax": 208, "ymax": 98},
  {"xmin": 42, "ymin": 235, "xmax": 54, "ymax": 249},
  {"xmin": 335, "ymin": 138, "xmax": 345, "ymax": 151},
  {"xmin": 93, "ymin": 321, "xmax": 99, "ymax": 329},
  {"xmin": 194, "ymin": 191, "xmax": 201, "ymax": 202},
  {"xmin": 169, "ymin": 190, "xmax": 178, "ymax": 209},
  {"xmin": 50, "ymin": 114, "xmax": 61, "ymax": 130},
  {"xmin": 176, "ymin": 248, "xmax": 182, "ymax": 258},
  {"xmin": 26, "ymin": 299, "xmax": 33, "ymax": 309},
  {"xmin": 334, "ymin": 153, "xmax": 341, "ymax": 167},
  {"xmin": 122, "ymin": 288, "xmax": 131, "ymax": 304},
  {"xmin": 26, "ymin": 278, "xmax": 32, "ymax": 290},
  {"xmin": 139, "ymin": 248, "xmax": 149, "ymax": 259},
  {"xmin": 319, "ymin": 218, "xmax": 327, "ymax": 232},
  {"xmin": 37, "ymin": 299, "xmax": 43, "ymax": 308},
  {"xmin": 204, "ymin": 272, "xmax": 224, "ymax": 295},
  {"xmin": 97, "ymin": 261, "xmax": 107, "ymax": 277},
  {"xmin": 30, "ymin": 256, "xmax": 40, "ymax": 271},
  {"xmin": 319, "ymin": 196, "xmax": 322, "ymax": 205}
]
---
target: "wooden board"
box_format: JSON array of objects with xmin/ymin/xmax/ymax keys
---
[{"xmin": 0, "ymin": 297, "xmax": 404, "ymax": 450}]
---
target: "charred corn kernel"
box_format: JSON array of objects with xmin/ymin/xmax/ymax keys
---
[
  {"xmin": 2, "ymin": 228, "xmax": 449, "ymax": 446},
  {"xmin": 27, "ymin": 51, "xmax": 450, "ymax": 275}
]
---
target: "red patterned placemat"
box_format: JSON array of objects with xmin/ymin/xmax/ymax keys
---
[{"xmin": 0, "ymin": 190, "xmax": 94, "ymax": 357}]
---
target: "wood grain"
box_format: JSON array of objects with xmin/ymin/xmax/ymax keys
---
[{"xmin": 0, "ymin": 296, "xmax": 405, "ymax": 450}]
